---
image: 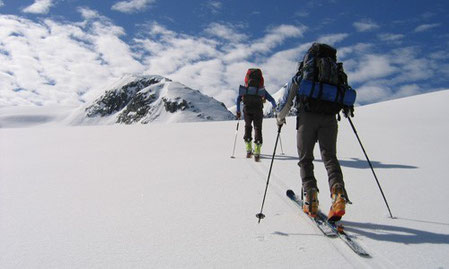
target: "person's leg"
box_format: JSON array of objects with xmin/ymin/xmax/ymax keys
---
[
  {"xmin": 297, "ymin": 113, "xmax": 319, "ymax": 191},
  {"xmin": 317, "ymin": 115, "xmax": 344, "ymax": 191},
  {"xmin": 253, "ymin": 109, "xmax": 263, "ymax": 145},
  {"xmin": 317, "ymin": 115, "xmax": 346, "ymax": 221},
  {"xmin": 243, "ymin": 110, "xmax": 254, "ymax": 143}
]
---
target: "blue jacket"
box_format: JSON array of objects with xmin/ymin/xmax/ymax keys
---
[{"xmin": 236, "ymin": 86, "xmax": 277, "ymax": 113}]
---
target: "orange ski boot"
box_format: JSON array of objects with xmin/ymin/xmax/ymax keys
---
[
  {"xmin": 303, "ymin": 188, "xmax": 319, "ymax": 218},
  {"xmin": 328, "ymin": 184, "xmax": 346, "ymax": 222}
]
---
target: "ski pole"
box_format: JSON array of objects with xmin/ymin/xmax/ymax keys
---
[
  {"xmin": 346, "ymin": 116, "xmax": 394, "ymax": 218},
  {"xmin": 256, "ymin": 124, "xmax": 282, "ymax": 223},
  {"xmin": 230, "ymin": 119, "xmax": 240, "ymax": 158},
  {"xmin": 279, "ymin": 134, "xmax": 285, "ymax": 155}
]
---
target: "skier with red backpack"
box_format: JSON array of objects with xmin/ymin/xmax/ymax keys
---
[
  {"xmin": 276, "ymin": 43, "xmax": 356, "ymax": 221},
  {"xmin": 236, "ymin": 68, "xmax": 277, "ymax": 162}
]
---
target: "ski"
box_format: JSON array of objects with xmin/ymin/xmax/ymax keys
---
[
  {"xmin": 286, "ymin": 189, "xmax": 370, "ymax": 257},
  {"xmin": 286, "ymin": 190, "xmax": 337, "ymax": 237},
  {"xmin": 326, "ymin": 220, "xmax": 370, "ymax": 257}
]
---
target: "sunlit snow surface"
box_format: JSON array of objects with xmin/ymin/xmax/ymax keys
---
[{"xmin": 1, "ymin": 90, "xmax": 449, "ymax": 268}]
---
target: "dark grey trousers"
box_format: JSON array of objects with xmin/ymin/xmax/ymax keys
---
[{"xmin": 296, "ymin": 112, "xmax": 344, "ymax": 193}]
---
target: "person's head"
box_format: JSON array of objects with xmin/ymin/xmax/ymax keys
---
[{"xmin": 244, "ymin": 68, "xmax": 264, "ymax": 88}]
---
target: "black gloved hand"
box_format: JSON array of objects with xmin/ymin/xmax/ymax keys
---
[{"xmin": 343, "ymin": 106, "xmax": 354, "ymax": 118}]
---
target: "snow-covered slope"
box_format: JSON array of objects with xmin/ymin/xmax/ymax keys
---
[
  {"xmin": 66, "ymin": 74, "xmax": 235, "ymax": 125},
  {"xmin": 1, "ymin": 90, "xmax": 449, "ymax": 268},
  {"xmin": 0, "ymin": 106, "xmax": 75, "ymax": 128}
]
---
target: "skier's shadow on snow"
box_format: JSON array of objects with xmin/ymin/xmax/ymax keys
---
[
  {"xmin": 342, "ymin": 221, "xmax": 449, "ymax": 245},
  {"xmin": 258, "ymin": 155, "xmax": 418, "ymax": 170},
  {"xmin": 259, "ymin": 154, "xmax": 298, "ymax": 161},
  {"xmin": 317, "ymin": 157, "xmax": 418, "ymax": 169}
]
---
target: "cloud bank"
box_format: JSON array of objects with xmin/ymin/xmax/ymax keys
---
[
  {"xmin": 0, "ymin": 12, "xmax": 143, "ymax": 106},
  {"xmin": 133, "ymin": 22, "xmax": 307, "ymax": 105},
  {"xmin": 0, "ymin": 9, "xmax": 447, "ymax": 108}
]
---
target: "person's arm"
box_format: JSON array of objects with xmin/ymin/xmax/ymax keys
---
[
  {"xmin": 264, "ymin": 91, "xmax": 277, "ymax": 109},
  {"xmin": 236, "ymin": 95, "xmax": 242, "ymax": 112},
  {"xmin": 236, "ymin": 95, "xmax": 242, "ymax": 118},
  {"xmin": 276, "ymin": 75, "xmax": 301, "ymax": 124}
]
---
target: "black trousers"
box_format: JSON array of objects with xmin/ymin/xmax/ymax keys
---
[{"xmin": 243, "ymin": 108, "xmax": 263, "ymax": 144}]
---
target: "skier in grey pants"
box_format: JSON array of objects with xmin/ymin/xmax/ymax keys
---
[{"xmin": 276, "ymin": 74, "xmax": 347, "ymax": 219}]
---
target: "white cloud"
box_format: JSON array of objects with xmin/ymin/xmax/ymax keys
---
[
  {"xmin": 0, "ymin": 1, "xmax": 4, "ymax": 7},
  {"xmin": 261, "ymin": 43, "xmax": 311, "ymax": 89},
  {"xmin": 343, "ymin": 44, "xmax": 447, "ymax": 104},
  {"xmin": 429, "ymin": 50, "xmax": 449, "ymax": 61},
  {"xmin": 414, "ymin": 23, "xmax": 440, "ymax": 32},
  {"xmin": 395, "ymin": 84, "xmax": 421, "ymax": 98},
  {"xmin": 389, "ymin": 47, "xmax": 434, "ymax": 83},
  {"xmin": 378, "ymin": 33, "xmax": 405, "ymax": 42},
  {"xmin": 356, "ymin": 82, "xmax": 423, "ymax": 105},
  {"xmin": 78, "ymin": 7, "xmax": 101, "ymax": 20},
  {"xmin": 204, "ymin": 23, "xmax": 246, "ymax": 43},
  {"xmin": 111, "ymin": 0, "xmax": 156, "ymax": 14},
  {"xmin": 317, "ymin": 33, "xmax": 349, "ymax": 45},
  {"xmin": 347, "ymin": 54, "xmax": 397, "ymax": 83},
  {"xmin": 206, "ymin": 1, "xmax": 222, "ymax": 14},
  {"xmin": 222, "ymin": 24, "xmax": 307, "ymax": 63},
  {"xmin": 253, "ymin": 24, "xmax": 306, "ymax": 51},
  {"xmin": 135, "ymin": 23, "xmax": 220, "ymax": 73},
  {"xmin": 338, "ymin": 43, "xmax": 373, "ymax": 60},
  {"xmin": 356, "ymin": 84, "xmax": 391, "ymax": 104},
  {"xmin": 22, "ymin": 0, "xmax": 53, "ymax": 14},
  {"xmin": 353, "ymin": 19, "xmax": 379, "ymax": 32}
]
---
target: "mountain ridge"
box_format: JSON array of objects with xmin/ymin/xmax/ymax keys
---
[{"xmin": 67, "ymin": 74, "xmax": 235, "ymax": 125}]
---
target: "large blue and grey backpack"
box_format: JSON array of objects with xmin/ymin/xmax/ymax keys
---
[{"xmin": 297, "ymin": 43, "xmax": 356, "ymax": 115}]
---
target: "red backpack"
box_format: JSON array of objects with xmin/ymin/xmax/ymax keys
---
[
  {"xmin": 241, "ymin": 68, "xmax": 266, "ymax": 110},
  {"xmin": 244, "ymin": 68, "xmax": 264, "ymax": 88}
]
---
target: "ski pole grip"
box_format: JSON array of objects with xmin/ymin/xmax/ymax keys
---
[{"xmin": 277, "ymin": 124, "xmax": 282, "ymax": 133}]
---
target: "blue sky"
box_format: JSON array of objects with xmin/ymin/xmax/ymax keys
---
[{"xmin": 0, "ymin": 0, "xmax": 448, "ymax": 107}]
